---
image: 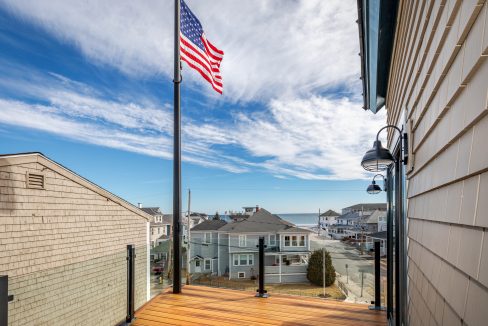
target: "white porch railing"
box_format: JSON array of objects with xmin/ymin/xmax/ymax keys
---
[{"xmin": 265, "ymin": 265, "xmax": 307, "ymax": 274}]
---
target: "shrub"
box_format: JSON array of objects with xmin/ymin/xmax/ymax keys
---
[{"xmin": 307, "ymin": 249, "xmax": 335, "ymax": 286}]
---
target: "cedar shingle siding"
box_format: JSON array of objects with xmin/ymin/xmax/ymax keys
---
[
  {"xmin": 0, "ymin": 153, "xmax": 149, "ymax": 325},
  {"xmin": 386, "ymin": 1, "xmax": 488, "ymax": 325}
]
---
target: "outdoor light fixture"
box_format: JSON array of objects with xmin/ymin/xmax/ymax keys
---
[
  {"xmin": 367, "ymin": 174, "xmax": 386, "ymax": 194},
  {"xmin": 361, "ymin": 125, "xmax": 408, "ymax": 172}
]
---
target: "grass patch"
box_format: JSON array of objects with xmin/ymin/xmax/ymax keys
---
[{"xmin": 192, "ymin": 275, "xmax": 346, "ymax": 300}]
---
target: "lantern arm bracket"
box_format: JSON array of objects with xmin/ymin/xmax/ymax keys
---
[{"xmin": 375, "ymin": 125, "xmax": 408, "ymax": 165}]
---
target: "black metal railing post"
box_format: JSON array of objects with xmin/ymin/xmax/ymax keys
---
[
  {"xmin": 369, "ymin": 241, "xmax": 385, "ymax": 310},
  {"xmin": 255, "ymin": 237, "xmax": 268, "ymax": 298},
  {"xmin": 126, "ymin": 245, "xmax": 136, "ymax": 322},
  {"xmin": 1, "ymin": 275, "xmax": 14, "ymax": 326}
]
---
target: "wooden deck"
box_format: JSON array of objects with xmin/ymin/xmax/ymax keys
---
[{"xmin": 132, "ymin": 285, "xmax": 386, "ymax": 326}]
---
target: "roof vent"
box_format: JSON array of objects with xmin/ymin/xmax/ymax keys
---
[{"xmin": 26, "ymin": 172, "xmax": 45, "ymax": 189}]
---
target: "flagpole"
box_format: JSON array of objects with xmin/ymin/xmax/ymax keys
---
[{"xmin": 172, "ymin": 0, "xmax": 182, "ymax": 294}]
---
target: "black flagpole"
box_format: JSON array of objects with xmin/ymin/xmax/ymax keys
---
[{"xmin": 172, "ymin": 0, "xmax": 182, "ymax": 294}]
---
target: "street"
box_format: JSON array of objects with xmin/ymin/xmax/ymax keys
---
[{"xmin": 310, "ymin": 234, "xmax": 381, "ymax": 303}]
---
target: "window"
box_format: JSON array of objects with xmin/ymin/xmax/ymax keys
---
[
  {"xmin": 284, "ymin": 235, "xmax": 305, "ymax": 247},
  {"xmin": 151, "ymin": 229, "xmax": 155, "ymax": 235},
  {"xmin": 238, "ymin": 235, "xmax": 246, "ymax": 247},
  {"xmin": 291, "ymin": 236, "xmax": 298, "ymax": 246},
  {"xmin": 204, "ymin": 259, "xmax": 211, "ymax": 271},
  {"xmin": 195, "ymin": 260, "xmax": 201, "ymax": 267},
  {"xmin": 204, "ymin": 232, "xmax": 212, "ymax": 244},
  {"xmin": 269, "ymin": 234, "xmax": 276, "ymax": 246},
  {"xmin": 233, "ymin": 254, "xmax": 253, "ymax": 266},
  {"xmin": 284, "ymin": 236, "xmax": 290, "ymax": 246},
  {"xmin": 238, "ymin": 272, "xmax": 245, "ymax": 279}
]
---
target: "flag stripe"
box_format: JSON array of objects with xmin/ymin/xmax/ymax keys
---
[
  {"xmin": 180, "ymin": 35, "xmax": 221, "ymax": 74},
  {"xmin": 180, "ymin": 52, "xmax": 223, "ymax": 90},
  {"xmin": 181, "ymin": 56, "xmax": 223, "ymax": 93},
  {"xmin": 180, "ymin": 0, "xmax": 223, "ymax": 94}
]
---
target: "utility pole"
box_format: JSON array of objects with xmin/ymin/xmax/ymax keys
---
[
  {"xmin": 186, "ymin": 189, "xmax": 191, "ymax": 285},
  {"xmin": 317, "ymin": 208, "xmax": 321, "ymax": 236}
]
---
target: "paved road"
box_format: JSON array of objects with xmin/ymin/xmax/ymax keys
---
[{"xmin": 310, "ymin": 234, "xmax": 376, "ymax": 302}]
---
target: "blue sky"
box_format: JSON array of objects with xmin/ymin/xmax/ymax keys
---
[{"xmin": 0, "ymin": 0, "xmax": 387, "ymax": 214}]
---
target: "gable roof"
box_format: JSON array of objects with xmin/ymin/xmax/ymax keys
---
[
  {"xmin": 337, "ymin": 212, "xmax": 362, "ymax": 220},
  {"xmin": 0, "ymin": 152, "xmax": 151, "ymax": 221},
  {"xmin": 191, "ymin": 219, "xmax": 227, "ymax": 231},
  {"xmin": 368, "ymin": 231, "xmax": 387, "ymax": 240},
  {"xmin": 320, "ymin": 209, "xmax": 340, "ymax": 217},
  {"xmin": 218, "ymin": 208, "xmax": 310, "ymax": 233},
  {"xmin": 141, "ymin": 207, "xmax": 163, "ymax": 216},
  {"xmin": 343, "ymin": 203, "xmax": 387, "ymax": 211},
  {"xmin": 365, "ymin": 209, "xmax": 386, "ymax": 224}
]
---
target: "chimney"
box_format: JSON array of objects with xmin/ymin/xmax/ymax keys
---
[
  {"xmin": 138, "ymin": 203, "xmax": 142, "ymax": 208},
  {"xmin": 255, "ymin": 205, "xmax": 260, "ymax": 212}
]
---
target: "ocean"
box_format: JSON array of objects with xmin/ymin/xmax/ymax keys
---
[{"xmin": 277, "ymin": 213, "xmax": 320, "ymax": 226}]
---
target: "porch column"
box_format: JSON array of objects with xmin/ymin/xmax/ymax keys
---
[{"xmin": 279, "ymin": 254, "xmax": 282, "ymax": 283}]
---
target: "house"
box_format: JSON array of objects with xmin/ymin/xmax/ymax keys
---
[
  {"xmin": 228, "ymin": 205, "xmax": 260, "ymax": 222},
  {"xmin": 140, "ymin": 206, "xmax": 172, "ymax": 249},
  {"xmin": 318, "ymin": 209, "xmax": 339, "ymax": 235},
  {"xmin": 357, "ymin": 0, "xmax": 488, "ymax": 324},
  {"xmin": 341, "ymin": 203, "xmax": 386, "ymax": 215},
  {"xmin": 187, "ymin": 211, "xmax": 208, "ymax": 229},
  {"xmin": 189, "ymin": 208, "xmax": 312, "ymax": 283},
  {"xmin": 328, "ymin": 207, "xmax": 387, "ymax": 240},
  {"xmin": 0, "ymin": 153, "xmax": 150, "ymax": 325}
]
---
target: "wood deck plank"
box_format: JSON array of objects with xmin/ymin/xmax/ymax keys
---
[{"xmin": 133, "ymin": 285, "xmax": 386, "ymax": 326}]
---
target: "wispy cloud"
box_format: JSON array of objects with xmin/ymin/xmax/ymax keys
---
[
  {"xmin": 0, "ymin": 73, "xmax": 384, "ymax": 179},
  {"xmin": 0, "ymin": 0, "xmax": 386, "ymax": 180},
  {"xmin": 0, "ymin": 0, "xmax": 361, "ymax": 102}
]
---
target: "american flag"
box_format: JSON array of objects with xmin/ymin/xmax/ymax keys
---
[{"xmin": 180, "ymin": 0, "xmax": 224, "ymax": 94}]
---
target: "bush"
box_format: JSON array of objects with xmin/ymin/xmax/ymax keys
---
[{"xmin": 307, "ymin": 249, "xmax": 335, "ymax": 286}]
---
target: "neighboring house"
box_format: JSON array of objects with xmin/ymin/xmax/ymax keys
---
[
  {"xmin": 187, "ymin": 212, "xmax": 208, "ymax": 229},
  {"xmin": 341, "ymin": 203, "xmax": 386, "ymax": 215},
  {"xmin": 329, "ymin": 207, "xmax": 386, "ymax": 240},
  {"xmin": 0, "ymin": 153, "xmax": 150, "ymax": 325},
  {"xmin": 365, "ymin": 231, "xmax": 387, "ymax": 256},
  {"xmin": 228, "ymin": 205, "xmax": 260, "ymax": 222},
  {"xmin": 190, "ymin": 208, "xmax": 312, "ymax": 283},
  {"xmin": 366, "ymin": 209, "xmax": 387, "ymax": 232},
  {"xmin": 140, "ymin": 206, "xmax": 172, "ymax": 249},
  {"xmin": 319, "ymin": 209, "xmax": 339, "ymax": 236}
]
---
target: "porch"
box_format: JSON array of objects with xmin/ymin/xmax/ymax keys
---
[{"xmin": 132, "ymin": 285, "xmax": 386, "ymax": 325}]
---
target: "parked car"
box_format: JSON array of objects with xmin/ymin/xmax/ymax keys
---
[{"xmin": 152, "ymin": 262, "xmax": 165, "ymax": 275}]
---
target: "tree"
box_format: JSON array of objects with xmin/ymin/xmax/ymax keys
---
[
  {"xmin": 307, "ymin": 248, "xmax": 335, "ymax": 286},
  {"xmin": 213, "ymin": 211, "xmax": 220, "ymax": 220}
]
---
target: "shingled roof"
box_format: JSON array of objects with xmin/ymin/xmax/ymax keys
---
[
  {"xmin": 343, "ymin": 203, "xmax": 387, "ymax": 211},
  {"xmin": 320, "ymin": 209, "xmax": 340, "ymax": 217},
  {"xmin": 218, "ymin": 209, "xmax": 310, "ymax": 233},
  {"xmin": 140, "ymin": 207, "xmax": 163, "ymax": 216},
  {"xmin": 191, "ymin": 219, "xmax": 227, "ymax": 231}
]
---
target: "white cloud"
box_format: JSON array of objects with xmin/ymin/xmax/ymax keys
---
[
  {"xmin": 0, "ymin": 79, "xmax": 384, "ymax": 179},
  {"xmin": 0, "ymin": 1, "xmax": 387, "ymax": 180},
  {"xmin": 0, "ymin": 0, "xmax": 360, "ymax": 101}
]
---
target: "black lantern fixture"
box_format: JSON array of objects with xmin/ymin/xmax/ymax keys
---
[
  {"xmin": 361, "ymin": 125, "xmax": 408, "ymax": 172},
  {"xmin": 367, "ymin": 174, "xmax": 386, "ymax": 194}
]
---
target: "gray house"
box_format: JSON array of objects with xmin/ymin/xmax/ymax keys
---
[{"xmin": 190, "ymin": 209, "xmax": 312, "ymax": 283}]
